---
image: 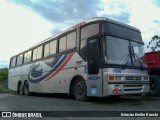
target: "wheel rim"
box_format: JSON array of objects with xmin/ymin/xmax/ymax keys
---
[
  {"xmin": 19, "ymin": 83, "xmax": 23, "ymax": 94},
  {"xmin": 150, "ymin": 81, "xmax": 156, "ymax": 91},
  {"xmin": 76, "ymin": 81, "xmax": 84, "ymax": 96},
  {"xmin": 24, "ymin": 84, "xmax": 28, "ymax": 95}
]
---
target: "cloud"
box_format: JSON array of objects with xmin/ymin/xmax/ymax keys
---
[
  {"xmin": 10, "ymin": 0, "xmax": 102, "ymax": 28},
  {"xmin": 105, "ymin": 12, "xmax": 130, "ymax": 23},
  {"xmin": 8, "ymin": 0, "xmax": 160, "ymax": 53},
  {"xmin": 98, "ymin": 0, "xmax": 131, "ymax": 23},
  {"xmin": 9, "ymin": 0, "xmax": 131, "ymax": 34}
]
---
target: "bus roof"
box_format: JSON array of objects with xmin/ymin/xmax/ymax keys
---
[
  {"xmin": 13, "ymin": 17, "xmax": 141, "ymax": 57},
  {"xmin": 30, "ymin": 17, "xmax": 140, "ymax": 48}
]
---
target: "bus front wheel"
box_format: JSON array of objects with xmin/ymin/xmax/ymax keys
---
[
  {"xmin": 149, "ymin": 76, "xmax": 160, "ymax": 96},
  {"xmin": 74, "ymin": 78, "xmax": 88, "ymax": 101}
]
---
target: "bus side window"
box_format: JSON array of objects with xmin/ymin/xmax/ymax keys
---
[
  {"xmin": 37, "ymin": 46, "xmax": 42, "ymax": 59},
  {"xmin": 81, "ymin": 23, "xmax": 99, "ymax": 40},
  {"xmin": 27, "ymin": 51, "xmax": 32, "ymax": 62},
  {"xmin": 11, "ymin": 57, "xmax": 16, "ymax": 67},
  {"xmin": 80, "ymin": 39, "xmax": 87, "ymax": 60},
  {"xmin": 33, "ymin": 48, "xmax": 37, "ymax": 60},
  {"xmin": 44, "ymin": 40, "xmax": 57, "ymax": 57},
  {"xmin": 33, "ymin": 46, "xmax": 42, "ymax": 60},
  {"xmin": 44, "ymin": 43, "xmax": 50, "ymax": 57},
  {"xmin": 10, "ymin": 58, "xmax": 13, "ymax": 68},
  {"xmin": 24, "ymin": 52, "xmax": 28, "ymax": 63},
  {"xmin": 59, "ymin": 36, "xmax": 67, "ymax": 52},
  {"xmin": 67, "ymin": 32, "xmax": 76, "ymax": 50},
  {"xmin": 24, "ymin": 50, "xmax": 32, "ymax": 63},
  {"xmin": 80, "ymin": 23, "xmax": 99, "ymax": 60},
  {"xmin": 17, "ymin": 54, "xmax": 23, "ymax": 66},
  {"xmin": 50, "ymin": 40, "xmax": 57, "ymax": 55}
]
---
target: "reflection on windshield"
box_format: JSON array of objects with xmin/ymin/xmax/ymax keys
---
[
  {"xmin": 131, "ymin": 42, "xmax": 145, "ymax": 67},
  {"xmin": 105, "ymin": 36, "xmax": 130, "ymax": 64},
  {"xmin": 105, "ymin": 36, "xmax": 146, "ymax": 67}
]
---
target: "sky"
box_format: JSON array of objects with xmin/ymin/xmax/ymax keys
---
[{"xmin": 0, "ymin": 0, "xmax": 160, "ymax": 68}]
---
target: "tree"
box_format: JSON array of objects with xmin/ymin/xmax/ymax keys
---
[
  {"xmin": 0, "ymin": 68, "xmax": 8, "ymax": 81},
  {"xmin": 0, "ymin": 68, "xmax": 8, "ymax": 90},
  {"xmin": 147, "ymin": 35, "xmax": 160, "ymax": 52}
]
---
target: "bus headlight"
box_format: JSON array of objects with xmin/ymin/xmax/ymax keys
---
[
  {"xmin": 144, "ymin": 77, "xmax": 149, "ymax": 81},
  {"xmin": 142, "ymin": 76, "xmax": 149, "ymax": 81},
  {"xmin": 115, "ymin": 76, "xmax": 125, "ymax": 80},
  {"xmin": 108, "ymin": 75, "xmax": 125, "ymax": 81}
]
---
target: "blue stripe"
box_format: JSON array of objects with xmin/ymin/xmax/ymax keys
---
[{"xmin": 28, "ymin": 54, "xmax": 68, "ymax": 83}]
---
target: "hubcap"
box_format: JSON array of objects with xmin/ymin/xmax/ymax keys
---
[
  {"xmin": 76, "ymin": 81, "xmax": 84, "ymax": 95},
  {"xmin": 24, "ymin": 85, "xmax": 28, "ymax": 94},
  {"xmin": 19, "ymin": 84, "xmax": 23, "ymax": 94},
  {"xmin": 150, "ymin": 81, "xmax": 156, "ymax": 90}
]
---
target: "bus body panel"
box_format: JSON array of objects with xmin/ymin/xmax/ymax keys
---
[
  {"xmin": 86, "ymin": 69, "xmax": 103, "ymax": 97},
  {"xmin": 9, "ymin": 52, "xmax": 89, "ymax": 94}
]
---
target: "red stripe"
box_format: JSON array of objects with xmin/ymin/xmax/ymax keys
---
[{"xmin": 46, "ymin": 52, "xmax": 74, "ymax": 81}]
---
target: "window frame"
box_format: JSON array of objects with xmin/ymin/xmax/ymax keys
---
[
  {"xmin": 32, "ymin": 45, "xmax": 43, "ymax": 61},
  {"xmin": 59, "ymin": 35, "xmax": 67, "ymax": 53},
  {"xmin": 80, "ymin": 22, "xmax": 100, "ymax": 60},
  {"xmin": 24, "ymin": 50, "xmax": 32, "ymax": 64},
  {"xmin": 43, "ymin": 39, "xmax": 57, "ymax": 58},
  {"xmin": 16, "ymin": 54, "xmax": 23, "ymax": 66},
  {"xmin": 58, "ymin": 30, "xmax": 77, "ymax": 53},
  {"xmin": 66, "ymin": 31, "xmax": 76, "ymax": 50},
  {"xmin": 9, "ymin": 29, "xmax": 77, "ymax": 68},
  {"xmin": 10, "ymin": 57, "xmax": 17, "ymax": 68},
  {"xmin": 80, "ymin": 22, "xmax": 100, "ymax": 41}
]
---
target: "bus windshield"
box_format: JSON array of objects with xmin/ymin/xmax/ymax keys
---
[{"xmin": 104, "ymin": 36, "xmax": 146, "ymax": 68}]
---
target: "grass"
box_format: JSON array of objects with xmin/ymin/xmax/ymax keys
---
[{"xmin": 0, "ymin": 89, "xmax": 14, "ymax": 93}]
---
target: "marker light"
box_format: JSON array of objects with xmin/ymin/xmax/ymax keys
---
[{"xmin": 108, "ymin": 75, "xmax": 115, "ymax": 80}]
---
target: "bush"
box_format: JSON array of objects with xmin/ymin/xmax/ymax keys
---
[
  {"xmin": 0, "ymin": 68, "xmax": 8, "ymax": 81},
  {"xmin": 0, "ymin": 68, "xmax": 8, "ymax": 90}
]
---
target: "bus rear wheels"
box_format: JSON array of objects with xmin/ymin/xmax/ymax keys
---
[
  {"xmin": 74, "ymin": 78, "xmax": 88, "ymax": 101},
  {"xmin": 24, "ymin": 81, "xmax": 30, "ymax": 96},
  {"xmin": 18, "ymin": 82, "xmax": 23, "ymax": 95}
]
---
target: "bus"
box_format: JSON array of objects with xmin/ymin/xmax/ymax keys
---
[{"xmin": 8, "ymin": 17, "xmax": 149, "ymax": 101}]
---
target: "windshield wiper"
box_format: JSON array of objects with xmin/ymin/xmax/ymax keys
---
[
  {"xmin": 131, "ymin": 46, "xmax": 143, "ymax": 71},
  {"xmin": 122, "ymin": 53, "xmax": 131, "ymax": 70},
  {"xmin": 132, "ymin": 52, "xmax": 143, "ymax": 71},
  {"xmin": 122, "ymin": 46, "xmax": 133, "ymax": 70}
]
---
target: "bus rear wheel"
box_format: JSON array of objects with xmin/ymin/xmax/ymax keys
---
[
  {"xmin": 18, "ymin": 82, "xmax": 23, "ymax": 95},
  {"xmin": 74, "ymin": 78, "xmax": 88, "ymax": 101},
  {"xmin": 24, "ymin": 81, "xmax": 30, "ymax": 96}
]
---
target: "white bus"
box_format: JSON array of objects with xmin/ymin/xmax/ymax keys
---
[{"xmin": 9, "ymin": 17, "xmax": 149, "ymax": 101}]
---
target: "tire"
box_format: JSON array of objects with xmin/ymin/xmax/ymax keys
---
[
  {"xmin": 18, "ymin": 82, "xmax": 24, "ymax": 95},
  {"xmin": 74, "ymin": 77, "xmax": 88, "ymax": 101},
  {"xmin": 149, "ymin": 76, "xmax": 160, "ymax": 96},
  {"xmin": 24, "ymin": 81, "xmax": 30, "ymax": 96}
]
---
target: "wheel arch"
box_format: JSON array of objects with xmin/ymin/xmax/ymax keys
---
[{"xmin": 24, "ymin": 80, "xmax": 29, "ymax": 84}]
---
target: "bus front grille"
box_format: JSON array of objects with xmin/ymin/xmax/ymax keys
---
[
  {"xmin": 123, "ymin": 84, "xmax": 144, "ymax": 93},
  {"xmin": 125, "ymin": 76, "xmax": 142, "ymax": 81}
]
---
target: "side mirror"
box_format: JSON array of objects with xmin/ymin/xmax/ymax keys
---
[{"xmin": 87, "ymin": 39, "xmax": 99, "ymax": 74}]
